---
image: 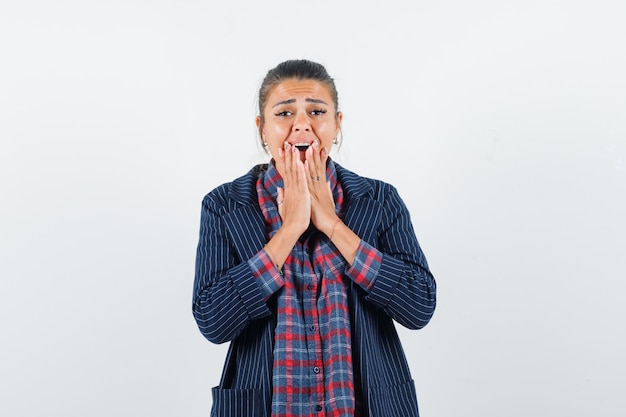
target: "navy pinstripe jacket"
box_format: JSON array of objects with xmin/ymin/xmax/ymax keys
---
[{"xmin": 193, "ymin": 162, "xmax": 437, "ymax": 417}]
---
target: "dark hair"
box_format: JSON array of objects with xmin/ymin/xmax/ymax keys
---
[{"xmin": 257, "ymin": 59, "xmax": 340, "ymax": 131}]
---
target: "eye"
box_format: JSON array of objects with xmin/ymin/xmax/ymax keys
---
[
  {"xmin": 310, "ymin": 109, "xmax": 327, "ymax": 116},
  {"xmin": 275, "ymin": 110, "xmax": 292, "ymax": 117}
]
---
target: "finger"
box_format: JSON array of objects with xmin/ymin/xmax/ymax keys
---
[
  {"xmin": 283, "ymin": 142, "xmax": 293, "ymax": 188},
  {"xmin": 313, "ymin": 141, "xmax": 329, "ymax": 181},
  {"xmin": 308, "ymin": 143, "xmax": 324, "ymax": 184},
  {"xmin": 311, "ymin": 140, "xmax": 322, "ymax": 174},
  {"xmin": 320, "ymin": 145, "xmax": 330, "ymax": 175},
  {"xmin": 304, "ymin": 159, "xmax": 315, "ymax": 192},
  {"xmin": 291, "ymin": 142, "xmax": 301, "ymax": 185},
  {"xmin": 312, "ymin": 140, "xmax": 327, "ymax": 182},
  {"xmin": 275, "ymin": 146, "xmax": 286, "ymax": 178},
  {"xmin": 296, "ymin": 161, "xmax": 311, "ymax": 198},
  {"xmin": 305, "ymin": 146, "xmax": 316, "ymax": 186},
  {"xmin": 295, "ymin": 155, "xmax": 308, "ymax": 189}
]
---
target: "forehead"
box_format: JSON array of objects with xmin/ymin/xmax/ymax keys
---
[{"xmin": 267, "ymin": 79, "xmax": 334, "ymax": 105}]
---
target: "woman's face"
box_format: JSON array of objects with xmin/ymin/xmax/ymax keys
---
[{"xmin": 257, "ymin": 79, "xmax": 342, "ymax": 163}]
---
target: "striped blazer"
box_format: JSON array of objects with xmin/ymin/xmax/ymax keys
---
[{"xmin": 193, "ymin": 163, "xmax": 437, "ymax": 417}]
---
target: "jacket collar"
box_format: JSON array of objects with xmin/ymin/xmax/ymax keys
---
[
  {"xmin": 224, "ymin": 164, "xmax": 262, "ymax": 206},
  {"xmin": 334, "ymin": 163, "xmax": 375, "ymax": 200},
  {"xmin": 225, "ymin": 161, "xmax": 380, "ymax": 258}
]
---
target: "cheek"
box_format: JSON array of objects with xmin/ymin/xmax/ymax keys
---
[
  {"xmin": 267, "ymin": 125, "xmax": 288, "ymax": 140},
  {"xmin": 263, "ymin": 123, "xmax": 290, "ymax": 147},
  {"xmin": 317, "ymin": 121, "xmax": 338, "ymax": 138}
]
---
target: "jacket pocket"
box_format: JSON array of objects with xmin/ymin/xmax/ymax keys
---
[
  {"xmin": 368, "ymin": 380, "xmax": 420, "ymax": 417},
  {"xmin": 210, "ymin": 387, "xmax": 265, "ymax": 417}
]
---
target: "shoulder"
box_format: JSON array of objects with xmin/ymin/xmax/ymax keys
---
[
  {"xmin": 335, "ymin": 163, "xmax": 399, "ymax": 203},
  {"xmin": 201, "ymin": 164, "xmax": 267, "ymax": 214}
]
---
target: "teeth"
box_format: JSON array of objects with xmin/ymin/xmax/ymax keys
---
[{"xmin": 294, "ymin": 142, "xmax": 310, "ymax": 151}]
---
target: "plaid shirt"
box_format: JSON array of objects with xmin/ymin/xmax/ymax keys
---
[{"xmin": 248, "ymin": 160, "xmax": 382, "ymax": 417}]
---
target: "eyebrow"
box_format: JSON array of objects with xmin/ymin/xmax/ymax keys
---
[{"xmin": 272, "ymin": 98, "xmax": 329, "ymax": 108}]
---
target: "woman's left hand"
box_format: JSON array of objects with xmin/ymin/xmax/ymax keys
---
[{"xmin": 306, "ymin": 140, "xmax": 339, "ymax": 236}]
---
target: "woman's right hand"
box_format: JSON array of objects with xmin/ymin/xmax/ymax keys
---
[{"xmin": 274, "ymin": 142, "xmax": 311, "ymax": 238}]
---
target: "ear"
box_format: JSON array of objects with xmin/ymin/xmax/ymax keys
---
[
  {"xmin": 255, "ymin": 115, "xmax": 263, "ymax": 137},
  {"xmin": 335, "ymin": 111, "xmax": 343, "ymax": 133}
]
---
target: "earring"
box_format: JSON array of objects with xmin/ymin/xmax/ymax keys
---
[{"xmin": 332, "ymin": 137, "xmax": 338, "ymax": 145}]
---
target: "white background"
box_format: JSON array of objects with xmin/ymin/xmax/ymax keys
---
[{"xmin": 1, "ymin": 1, "xmax": 625, "ymax": 416}]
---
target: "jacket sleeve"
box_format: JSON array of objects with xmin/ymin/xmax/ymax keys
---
[
  {"xmin": 345, "ymin": 184, "xmax": 437, "ymax": 330},
  {"xmin": 192, "ymin": 189, "xmax": 272, "ymax": 344}
]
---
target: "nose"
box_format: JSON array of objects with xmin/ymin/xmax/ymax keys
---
[{"xmin": 292, "ymin": 111, "xmax": 311, "ymax": 132}]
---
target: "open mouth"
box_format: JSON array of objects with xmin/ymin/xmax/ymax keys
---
[{"xmin": 294, "ymin": 142, "xmax": 311, "ymax": 152}]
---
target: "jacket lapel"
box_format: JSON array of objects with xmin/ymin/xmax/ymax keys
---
[
  {"xmin": 223, "ymin": 166, "xmax": 267, "ymax": 260},
  {"xmin": 336, "ymin": 163, "xmax": 382, "ymax": 246}
]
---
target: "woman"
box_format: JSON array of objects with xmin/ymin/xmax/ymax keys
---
[{"xmin": 193, "ymin": 59, "xmax": 436, "ymax": 417}]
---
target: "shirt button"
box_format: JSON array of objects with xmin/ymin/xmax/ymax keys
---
[
  {"xmin": 309, "ymin": 325, "xmax": 315, "ymax": 331},
  {"xmin": 307, "ymin": 284, "xmax": 314, "ymax": 290},
  {"xmin": 316, "ymin": 405, "xmax": 323, "ymax": 412},
  {"xmin": 313, "ymin": 366, "xmax": 320, "ymax": 374}
]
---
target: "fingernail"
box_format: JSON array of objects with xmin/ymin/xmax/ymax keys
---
[
  {"xmin": 292, "ymin": 145, "xmax": 297, "ymax": 153},
  {"xmin": 313, "ymin": 140, "xmax": 319, "ymax": 149},
  {"xmin": 284, "ymin": 142, "xmax": 289, "ymax": 150}
]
